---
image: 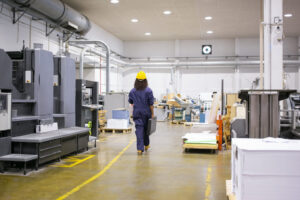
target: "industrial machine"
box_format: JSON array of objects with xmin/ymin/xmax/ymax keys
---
[
  {"xmin": 174, "ymin": 95, "xmax": 196, "ymax": 122},
  {"xmin": 0, "ymin": 49, "xmax": 12, "ymax": 157},
  {"xmin": 76, "ymin": 79, "xmax": 100, "ymax": 137},
  {"xmin": 238, "ymin": 90, "xmax": 296, "ymax": 138},
  {"xmin": 280, "ymin": 93, "xmax": 300, "ymax": 138},
  {"xmin": 0, "ymin": 47, "xmax": 89, "ymax": 174},
  {"xmin": 7, "ymin": 47, "xmax": 54, "ymax": 136},
  {"xmin": 53, "ymin": 56, "xmax": 76, "ymax": 128}
]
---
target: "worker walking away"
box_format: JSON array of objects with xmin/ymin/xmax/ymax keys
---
[{"xmin": 129, "ymin": 71, "xmax": 154, "ymax": 155}]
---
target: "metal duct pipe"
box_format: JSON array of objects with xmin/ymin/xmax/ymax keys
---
[
  {"xmin": 68, "ymin": 40, "xmax": 111, "ymax": 93},
  {"xmin": 2, "ymin": 0, "xmax": 91, "ymax": 35}
]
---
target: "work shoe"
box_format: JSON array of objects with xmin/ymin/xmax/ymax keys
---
[
  {"xmin": 145, "ymin": 145, "xmax": 150, "ymax": 152},
  {"xmin": 137, "ymin": 150, "xmax": 143, "ymax": 155}
]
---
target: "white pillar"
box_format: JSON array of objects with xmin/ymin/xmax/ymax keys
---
[
  {"xmin": 235, "ymin": 66, "xmax": 240, "ymax": 92},
  {"xmin": 264, "ymin": 0, "xmax": 283, "ymax": 89},
  {"xmin": 234, "ymin": 38, "xmax": 240, "ymax": 92},
  {"xmin": 174, "ymin": 40, "xmax": 181, "ymax": 94},
  {"xmin": 177, "ymin": 69, "xmax": 182, "ymax": 94}
]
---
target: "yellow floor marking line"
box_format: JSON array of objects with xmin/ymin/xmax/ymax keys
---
[
  {"xmin": 56, "ymin": 138, "xmax": 135, "ymax": 200},
  {"xmin": 51, "ymin": 155, "xmax": 95, "ymax": 168},
  {"xmin": 204, "ymin": 165, "xmax": 212, "ymax": 200}
]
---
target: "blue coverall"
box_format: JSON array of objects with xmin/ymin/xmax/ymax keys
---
[{"xmin": 128, "ymin": 87, "xmax": 154, "ymax": 152}]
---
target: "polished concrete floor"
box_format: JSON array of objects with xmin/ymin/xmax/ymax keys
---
[{"xmin": 0, "ymin": 122, "xmax": 231, "ymax": 200}]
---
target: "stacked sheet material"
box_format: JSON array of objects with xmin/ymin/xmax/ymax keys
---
[
  {"xmin": 112, "ymin": 108, "xmax": 130, "ymax": 124},
  {"xmin": 232, "ymin": 138, "xmax": 300, "ymax": 200},
  {"xmin": 182, "ymin": 132, "xmax": 217, "ymax": 144},
  {"xmin": 191, "ymin": 123, "xmax": 218, "ymax": 133},
  {"xmin": 107, "ymin": 119, "xmax": 129, "ymax": 129}
]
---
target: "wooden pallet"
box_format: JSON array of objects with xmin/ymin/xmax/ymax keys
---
[
  {"xmin": 170, "ymin": 120, "xmax": 185, "ymax": 125},
  {"xmin": 100, "ymin": 127, "xmax": 132, "ymax": 134},
  {"xmin": 183, "ymin": 122, "xmax": 195, "ymax": 126},
  {"xmin": 183, "ymin": 143, "xmax": 218, "ymax": 151},
  {"xmin": 226, "ymin": 180, "xmax": 236, "ymax": 200}
]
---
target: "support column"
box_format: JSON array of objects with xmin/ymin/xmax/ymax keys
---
[
  {"xmin": 234, "ymin": 38, "xmax": 240, "ymax": 92},
  {"xmin": 263, "ymin": 0, "xmax": 283, "ymax": 89},
  {"xmin": 174, "ymin": 40, "xmax": 181, "ymax": 94},
  {"xmin": 235, "ymin": 66, "xmax": 240, "ymax": 92}
]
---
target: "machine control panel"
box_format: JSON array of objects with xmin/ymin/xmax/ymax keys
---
[{"xmin": 25, "ymin": 70, "xmax": 32, "ymax": 83}]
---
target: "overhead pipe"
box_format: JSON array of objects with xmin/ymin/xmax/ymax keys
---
[
  {"xmin": 1, "ymin": 0, "xmax": 91, "ymax": 35},
  {"xmin": 124, "ymin": 60, "xmax": 300, "ymax": 67},
  {"xmin": 68, "ymin": 40, "xmax": 111, "ymax": 93},
  {"xmin": 79, "ymin": 47, "xmax": 88, "ymax": 80},
  {"xmin": 69, "ymin": 43, "xmax": 126, "ymax": 66},
  {"xmin": 68, "ymin": 43, "xmax": 300, "ymax": 68}
]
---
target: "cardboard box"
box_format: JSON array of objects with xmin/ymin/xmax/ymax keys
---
[{"xmin": 232, "ymin": 138, "xmax": 300, "ymax": 200}]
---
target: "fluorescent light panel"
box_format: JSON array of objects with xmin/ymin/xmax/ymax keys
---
[
  {"xmin": 110, "ymin": 0, "xmax": 119, "ymax": 4},
  {"xmin": 163, "ymin": 10, "xmax": 172, "ymax": 15},
  {"xmin": 284, "ymin": 13, "xmax": 293, "ymax": 18}
]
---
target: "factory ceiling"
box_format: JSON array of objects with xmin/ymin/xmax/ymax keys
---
[{"xmin": 63, "ymin": 0, "xmax": 300, "ymax": 41}]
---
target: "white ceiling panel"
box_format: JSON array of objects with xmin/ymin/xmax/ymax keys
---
[{"xmin": 63, "ymin": 0, "xmax": 300, "ymax": 40}]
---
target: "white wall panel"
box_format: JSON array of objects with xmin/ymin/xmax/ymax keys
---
[
  {"xmin": 180, "ymin": 67, "xmax": 235, "ymax": 96},
  {"xmin": 123, "ymin": 68, "xmax": 172, "ymax": 100},
  {"xmin": 179, "ymin": 39, "xmax": 236, "ymax": 57},
  {"xmin": 124, "ymin": 40, "xmax": 175, "ymax": 58}
]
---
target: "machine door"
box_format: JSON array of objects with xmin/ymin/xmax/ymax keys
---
[{"xmin": 35, "ymin": 50, "xmax": 54, "ymax": 118}]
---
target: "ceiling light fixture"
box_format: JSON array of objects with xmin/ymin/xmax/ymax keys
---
[
  {"xmin": 207, "ymin": 30, "xmax": 213, "ymax": 34},
  {"xmin": 163, "ymin": 10, "xmax": 172, "ymax": 15},
  {"xmin": 110, "ymin": 0, "xmax": 119, "ymax": 4},
  {"xmin": 131, "ymin": 18, "xmax": 138, "ymax": 23},
  {"xmin": 284, "ymin": 13, "xmax": 293, "ymax": 18},
  {"xmin": 205, "ymin": 16, "xmax": 213, "ymax": 20},
  {"xmin": 145, "ymin": 32, "xmax": 151, "ymax": 36}
]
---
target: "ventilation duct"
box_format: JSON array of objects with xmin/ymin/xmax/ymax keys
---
[{"xmin": 1, "ymin": 0, "xmax": 91, "ymax": 35}]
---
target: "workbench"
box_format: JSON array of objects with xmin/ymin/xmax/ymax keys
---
[{"xmin": 11, "ymin": 127, "xmax": 89, "ymax": 166}]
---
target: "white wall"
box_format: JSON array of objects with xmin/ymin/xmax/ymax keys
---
[
  {"xmin": 124, "ymin": 41, "xmax": 175, "ymax": 58},
  {"xmin": 123, "ymin": 37, "xmax": 300, "ymax": 99},
  {"xmin": 179, "ymin": 39, "xmax": 236, "ymax": 57},
  {"xmin": 123, "ymin": 68, "xmax": 172, "ymax": 99}
]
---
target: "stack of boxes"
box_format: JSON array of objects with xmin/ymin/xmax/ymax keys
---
[
  {"xmin": 107, "ymin": 108, "xmax": 130, "ymax": 129},
  {"xmin": 231, "ymin": 138, "xmax": 300, "ymax": 200},
  {"xmin": 98, "ymin": 110, "xmax": 107, "ymax": 128}
]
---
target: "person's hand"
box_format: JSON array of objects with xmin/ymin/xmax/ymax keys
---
[{"xmin": 152, "ymin": 114, "xmax": 155, "ymax": 118}]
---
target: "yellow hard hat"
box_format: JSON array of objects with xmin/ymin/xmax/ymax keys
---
[{"xmin": 136, "ymin": 71, "xmax": 147, "ymax": 80}]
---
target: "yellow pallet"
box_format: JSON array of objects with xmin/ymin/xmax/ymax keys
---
[{"xmin": 226, "ymin": 180, "xmax": 236, "ymax": 200}]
